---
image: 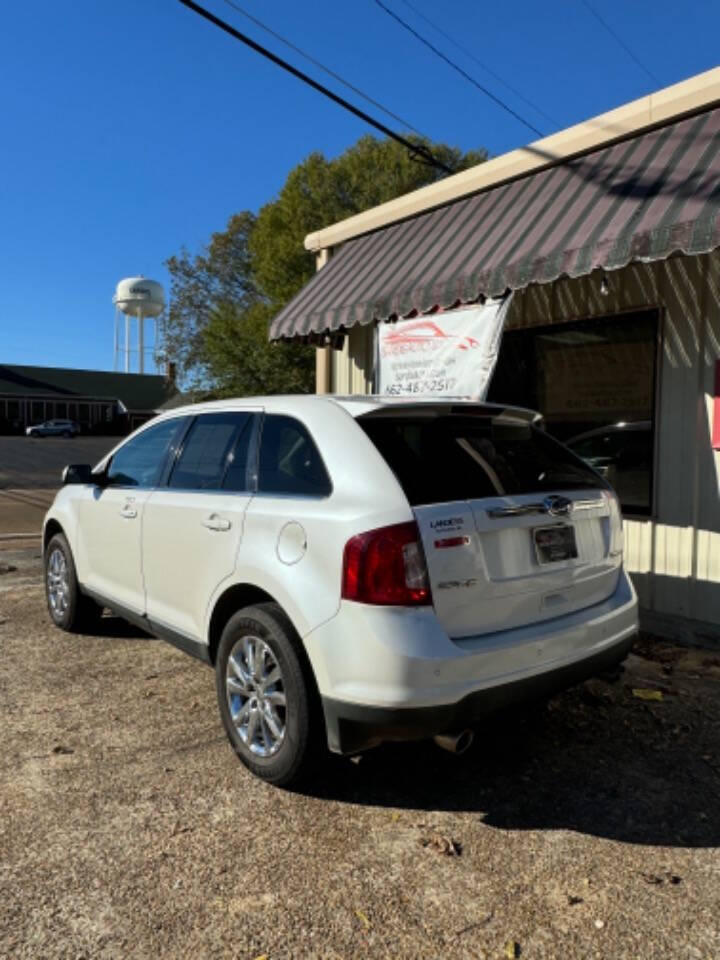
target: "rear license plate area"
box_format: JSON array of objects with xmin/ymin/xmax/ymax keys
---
[{"xmin": 533, "ymin": 524, "xmax": 578, "ymax": 564}]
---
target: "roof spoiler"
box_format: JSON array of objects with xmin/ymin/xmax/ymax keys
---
[{"xmin": 357, "ymin": 400, "xmax": 542, "ymax": 425}]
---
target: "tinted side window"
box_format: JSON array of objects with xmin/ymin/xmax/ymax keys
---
[
  {"xmin": 107, "ymin": 418, "xmax": 186, "ymax": 488},
  {"xmin": 258, "ymin": 415, "xmax": 331, "ymax": 497},
  {"xmin": 223, "ymin": 416, "xmax": 256, "ymax": 492},
  {"xmin": 168, "ymin": 413, "xmax": 252, "ymax": 491}
]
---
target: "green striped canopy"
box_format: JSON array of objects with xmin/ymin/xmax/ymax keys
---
[{"xmin": 270, "ymin": 105, "xmax": 720, "ymax": 341}]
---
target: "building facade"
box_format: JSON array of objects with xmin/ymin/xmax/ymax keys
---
[
  {"xmin": 268, "ymin": 69, "xmax": 720, "ymax": 641},
  {"xmin": 0, "ymin": 364, "xmax": 177, "ymax": 435}
]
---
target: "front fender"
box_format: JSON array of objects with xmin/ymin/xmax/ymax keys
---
[{"xmin": 42, "ymin": 488, "xmax": 81, "ymax": 565}]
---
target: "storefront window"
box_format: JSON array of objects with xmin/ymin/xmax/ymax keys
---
[{"xmin": 488, "ymin": 309, "xmax": 658, "ymax": 516}]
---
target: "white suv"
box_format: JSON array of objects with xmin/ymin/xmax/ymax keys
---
[{"xmin": 43, "ymin": 396, "xmax": 637, "ymax": 786}]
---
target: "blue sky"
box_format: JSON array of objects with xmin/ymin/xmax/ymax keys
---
[{"xmin": 1, "ymin": 0, "xmax": 717, "ymax": 372}]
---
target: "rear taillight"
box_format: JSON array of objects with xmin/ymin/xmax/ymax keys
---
[
  {"xmin": 603, "ymin": 490, "xmax": 624, "ymax": 558},
  {"xmin": 342, "ymin": 521, "xmax": 432, "ymax": 606}
]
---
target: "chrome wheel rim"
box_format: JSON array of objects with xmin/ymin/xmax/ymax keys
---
[
  {"xmin": 226, "ymin": 635, "xmax": 286, "ymax": 757},
  {"xmin": 47, "ymin": 547, "xmax": 69, "ymax": 617}
]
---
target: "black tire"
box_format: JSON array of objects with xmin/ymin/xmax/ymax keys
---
[
  {"xmin": 215, "ymin": 602, "xmax": 320, "ymax": 787},
  {"xmin": 44, "ymin": 532, "xmax": 103, "ymax": 633}
]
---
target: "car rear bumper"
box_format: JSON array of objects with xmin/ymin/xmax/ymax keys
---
[
  {"xmin": 322, "ymin": 629, "xmax": 632, "ymax": 754},
  {"xmin": 305, "ymin": 570, "xmax": 638, "ymax": 754}
]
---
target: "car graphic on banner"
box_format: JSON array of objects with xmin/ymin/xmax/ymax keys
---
[
  {"xmin": 377, "ymin": 298, "xmax": 511, "ymax": 398},
  {"xmin": 381, "ymin": 319, "xmax": 482, "ymax": 354}
]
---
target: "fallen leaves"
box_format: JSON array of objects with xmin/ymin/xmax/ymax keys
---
[
  {"xmin": 455, "ymin": 912, "xmax": 494, "ymax": 936},
  {"xmin": 639, "ymin": 871, "xmax": 682, "ymax": 886},
  {"xmin": 419, "ymin": 832, "xmax": 462, "ymax": 856},
  {"xmin": 170, "ymin": 820, "xmax": 192, "ymax": 838},
  {"xmin": 582, "ymin": 679, "xmax": 614, "ymax": 705},
  {"xmin": 354, "ymin": 909, "xmax": 371, "ymax": 929},
  {"xmin": 632, "ymin": 688, "xmax": 664, "ymax": 702},
  {"xmin": 632, "ymin": 635, "xmax": 683, "ymax": 665}
]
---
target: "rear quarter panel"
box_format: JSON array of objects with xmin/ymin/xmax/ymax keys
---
[{"xmin": 212, "ymin": 400, "xmax": 413, "ymax": 640}]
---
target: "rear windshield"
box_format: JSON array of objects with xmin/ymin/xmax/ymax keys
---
[{"xmin": 359, "ymin": 415, "xmax": 604, "ymax": 506}]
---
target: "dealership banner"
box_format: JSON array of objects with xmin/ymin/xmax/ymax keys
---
[{"xmin": 377, "ymin": 296, "xmax": 511, "ymax": 398}]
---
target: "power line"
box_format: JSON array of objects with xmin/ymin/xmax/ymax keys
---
[
  {"xmin": 176, "ymin": 0, "xmax": 453, "ymax": 175},
  {"xmin": 220, "ymin": 0, "xmax": 428, "ymax": 139},
  {"xmin": 580, "ymin": 0, "xmax": 660, "ymax": 87},
  {"xmin": 396, "ymin": 0, "xmax": 559, "ymax": 129},
  {"xmin": 373, "ymin": 0, "xmax": 544, "ymax": 138}
]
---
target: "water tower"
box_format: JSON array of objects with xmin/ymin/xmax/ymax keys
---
[{"xmin": 113, "ymin": 276, "xmax": 165, "ymax": 373}]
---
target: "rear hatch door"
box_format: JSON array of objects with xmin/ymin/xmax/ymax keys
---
[{"xmin": 359, "ymin": 407, "xmax": 622, "ymax": 639}]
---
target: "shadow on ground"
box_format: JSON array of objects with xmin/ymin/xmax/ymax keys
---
[
  {"xmin": 94, "ymin": 613, "xmax": 153, "ymax": 640},
  {"xmin": 81, "ymin": 607, "xmax": 720, "ymax": 850},
  {"xmin": 304, "ymin": 678, "xmax": 720, "ymax": 849}
]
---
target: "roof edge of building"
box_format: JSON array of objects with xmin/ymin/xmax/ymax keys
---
[{"xmin": 303, "ymin": 66, "xmax": 720, "ymax": 254}]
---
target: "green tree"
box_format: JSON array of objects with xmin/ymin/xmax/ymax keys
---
[
  {"xmin": 163, "ymin": 135, "xmax": 487, "ymax": 396},
  {"xmin": 201, "ymin": 300, "xmax": 314, "ymax": 397},
  {"xmin": 251, "ymin": 135, "xmax": 487, "ymax": 310},
  {"xmin": 162, "ymin": 212, "xmax": 257, "ymax": 389}
]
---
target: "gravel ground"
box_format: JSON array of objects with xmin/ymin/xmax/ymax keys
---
[{"xmin": 1, "ymin": 543, "xmax": 719, "ymax": 960}]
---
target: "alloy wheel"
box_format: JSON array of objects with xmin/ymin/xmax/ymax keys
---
[
  {"xmin": 47, "ymin": 548, "xmax": 69, "ymax": 617},
  {"xmin": 226, "ymin": 635, "xmax": 287, "ymax": 757}
]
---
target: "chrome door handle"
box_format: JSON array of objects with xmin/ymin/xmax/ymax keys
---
[
  {"xmin": 119, "ymin": 506, "xmax": 137, "ymax": 519},
  {"xmin": 202, "ymin": 514, "xmax": 231, "ymax": 532}
]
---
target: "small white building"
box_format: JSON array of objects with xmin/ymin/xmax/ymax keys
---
[{"xmin": 270, "ymin": 69, "xmax": 720, "ymax": 642}]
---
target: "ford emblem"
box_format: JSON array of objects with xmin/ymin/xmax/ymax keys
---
[{"xmin": 544, "ymin": 495, "xmax": 573, "ymax": 516}]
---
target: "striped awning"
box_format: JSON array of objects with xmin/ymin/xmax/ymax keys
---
[{"xmin": 270, "ymin": 105, "xmax": 720, "ymax": 341}]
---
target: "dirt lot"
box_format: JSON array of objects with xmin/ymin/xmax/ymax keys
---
[{"xmin": 1, "ymin": 543, "xmax": 719, "ymax": 960}]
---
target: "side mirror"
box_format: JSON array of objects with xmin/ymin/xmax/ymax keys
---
[{"xmin": 61, "ymin": 464, "xmax": 94, "ymax": 485}]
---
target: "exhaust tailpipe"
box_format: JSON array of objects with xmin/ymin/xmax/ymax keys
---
[{"xmin": 434, "ymin": 729, "xmax": 474, "ymax": 755}]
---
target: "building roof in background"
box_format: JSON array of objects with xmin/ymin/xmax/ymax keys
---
[
  {"xmin": 0, "ymin": 364, "xmax": 177, "ymax": 411},
  {"xmin": 270, "ymin": 82, "xmax": 720, "ymax": 341}
]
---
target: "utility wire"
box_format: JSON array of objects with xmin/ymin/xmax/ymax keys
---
[
  {"xmin": 396, "ymin": 0, "xmax": 559, "ymax": 129},
  {"xmin": 176, "ymin": 0, "xmax": 453, "ymax": 174},
  {"xmin": 220, "ymin": 0, "xmax": 427, "ymax": 138},
  {"xmin": 580, "ymin": 0, "xmax": 660, "ymax": 87},
  {"xmin": 373, "ymin": 0, "xmax": 544, "ymax": 138}
]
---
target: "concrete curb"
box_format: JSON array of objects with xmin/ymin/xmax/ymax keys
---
[{"xmin": 0, "ymin": 533, "xmax": 41, "ymax": 541}]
